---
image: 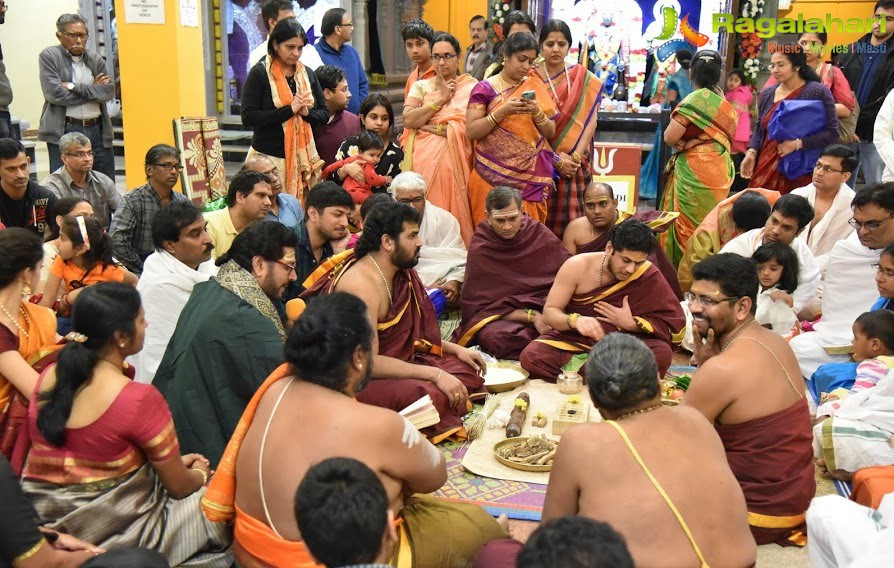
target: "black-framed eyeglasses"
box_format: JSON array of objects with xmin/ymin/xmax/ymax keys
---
[
  {"xmin": 275, "ymin": 260, "xmax": 296, "ymax": 275},
  {"xmin": 872, "ymin": 263, "xmax": 894, "ymax": 278},
  {"xmin": 61, "ymin": 32, "xmax": 89, "ymax": 41},
  {"xmin": 397, "ymin": 197, "xmax": 425, "ymax": 206},
  {"xmin": 65, "ymin": 151, "xmax": 94, "ymax": 158},
  {"xmin": 152, "ymin": 163, "xmax": 184, "ymax": 172},
  {"xmin": 432, "ymin": 54, "xmax": 459, "ymax": 61},
  {"xmin": 684, "ymin": 292, "xmax": 739, "ymax": 307},
  {"xmin": 849, "ymin": 214, "xmax": 894, "ymax": 231},
  {"xmin": 814, "ymin": 163, "xmax": 844, "ymax": 173}
]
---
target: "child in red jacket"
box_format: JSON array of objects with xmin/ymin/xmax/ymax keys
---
[{"xmin": 322, "ymin": 131, "xmax": 392, "ymax": 205}]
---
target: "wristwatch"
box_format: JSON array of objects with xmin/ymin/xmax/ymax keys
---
[{"xmin": 64, "ymin": 82, "xmax": 74, "ymax": 90}]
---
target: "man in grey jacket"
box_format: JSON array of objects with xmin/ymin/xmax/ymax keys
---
[
  {"xmin": 0, "ymin": 1, "xmax": 12, "ymax": 139},
  {"xmin": 38, "ymin": 13, "xmax": 115, "ymax": 181}
]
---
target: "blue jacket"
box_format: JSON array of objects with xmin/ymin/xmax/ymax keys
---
[{"xmin": 316, "ymin": 38, "xmax": 368, "ymax": 115}]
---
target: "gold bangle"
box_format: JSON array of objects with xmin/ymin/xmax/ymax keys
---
[
  {"xmin": 534, "ymin": 114, "xmax": 549, "ymax": 126},
  {"xmin": 487, "ymin": 113, "xmax": 498, "ymax": 127},
  {"xmin": 193, "ymin": 467, "xmax": 209, "ymax": 486},
  {"xmin": 571, "ymin": 151, "xmax": 582, "ymax": 162},
  {"xmin": 525, "ymin": 309, "xmax": 535, "ymax": 323},
  {"xmin": 567, "ymin": 313, "xmax": 580, "ymax": 329},
  {"xmin": 428, "ymin": 101, "xmax": 442, "ymax": 111},
  {"xmin": 432, "ymin": 368, "xmax": 443, "ymax": 384},
  {"xmin": 437, "ymin": 124, "xmax": 443, "ymax": 136}
]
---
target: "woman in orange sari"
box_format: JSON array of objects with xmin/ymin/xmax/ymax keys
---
[
  {"xmin": 466, "ymin": 32, "xmax": 558, "ymax": 225},
  {"xmin": 661, "ymin": 51, "xmax": 738, "ymax": 267},
  {"xmin": 0, "ymin": 229, "xmax": 57, "ymax": 464},
  {"xmin": 535, "ymin": 19, "xmax": 603, "ymax": 238},
  {"xmin": 242, "ymin": 19, "xmax": 327, "ymax": 202},
  {"xmin": 402, "ymin": 32, "xmax": 477, "ymax": 245},
  {"xmin": 740, "ymin": 46, "xmax": 839, "ymax": 194}
]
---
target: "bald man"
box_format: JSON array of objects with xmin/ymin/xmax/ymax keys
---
[{"xmin": 243, "ymin": 152, "xmax": 303, "ymax": 230}]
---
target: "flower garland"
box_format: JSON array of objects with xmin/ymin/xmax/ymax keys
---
[
  {"xmin": 491, "ymin": 2, "xmax": 511, "ymax": 40},
  {"xmin": 737, "ymin": 0, "xmax": 766, "ymax": 83}
]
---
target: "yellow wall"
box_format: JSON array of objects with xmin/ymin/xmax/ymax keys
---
[
  {"xmin": 4, "ymin": 0, "xmax": 79, "ymax": 134},
  {"xmin": 114, "ymin": 0, "xmax": 207, "ymax": 190},
  {"xmin": 780, "ymin": 0, "xmax": 878, "ymax": 55},
  {"xmin": 424, "ymin": 0, "xmax": 489, "ymax": 52}
]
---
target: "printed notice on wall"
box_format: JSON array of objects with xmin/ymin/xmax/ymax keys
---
[
  {"xmin": 124, "ymin": 0, "xmax": 165, "ymax": 25},
  {"xmin": 180, "ymin": 0, "xmax": 199, "ymax": 27}
]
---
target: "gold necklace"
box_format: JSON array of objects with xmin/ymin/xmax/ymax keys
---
[
  {"xmin": 0, "ymin": 303, "xmax": 29, "ymax": 338},
  {"xmin": 495, "ymin": 72, "xmax": 523, "ymax": 104},
  {"xmin": 721, "ymin": 320, "xmax": 755, "ymax": 352},
  {"xmin": 543, "ymin": 62, "xmax": 571, "ymax": 104},
  {"xmin": 614, "ymin": 403, "xmax": 663, "ymax": 421},
  {"xmin": 367, "ymin": 255, "xmax": 393, "ymax": 308}
]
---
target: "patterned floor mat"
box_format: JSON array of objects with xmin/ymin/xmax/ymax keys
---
[{"xmin": 434, "ymin": 440, "xmax": 547, "ymax": 521}]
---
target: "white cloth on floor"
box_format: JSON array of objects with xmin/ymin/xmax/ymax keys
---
[
  {"xmin": 790, "ymin": 232, "xmax": 881, "ymax": 378},
  {"xmin": 129, "ymin": 250, "xmax": 217, "ymax": 384},
  {"xmin": 719, "ymin": 228, "xmax": 820, "ymax": 314},
  {"xmin": 808, "ymin": 494, "xmax": 894, "ymax": 568},
  {"xmin": 791, "ymin": 182, "xmax": 856, "ymax": 276},
  {"xmin": 416, "ymin": 201, "xmax": 467, "ymax": 287}
]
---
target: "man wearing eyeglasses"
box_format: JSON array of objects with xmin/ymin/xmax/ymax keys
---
[
  {"xmin": 38, "ymin": 13, "xmax": 115, "ymax": 182},
  {"xmin": 110, "ymin": 144, "xmax": 189, "ymax": 275},
  {"xmin": 0, "ymin": 1, "xmax": 12, "ymax": 140},
  {"xmin": 720, "ymin": 194, "xmax": 820, "ymax": 315},
  {"xmin": 791, "ymin": 182, "xmax": 894, "ymax": 379},
  {"xmin": 683, "ymin": 253, "xmax": 814, "ymax": 547},
  {"xmin": 42, "ymin": 131, "xmax": 120, "ymax": 229},
  {"xmin": 155, "ymin": 221, "xmax": 298, "ymax": 466},
  {"xmin": 790, "ymin": 146, "xmax": 857, "ymax": 275},
  {"xmin": 316, "ymin": 7, "xmax": 367, "ymax": 116}
]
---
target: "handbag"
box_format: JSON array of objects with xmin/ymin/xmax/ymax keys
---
[
  {"xmin": 820, "ymin": 64, "xmax": 860, "ymax": 144},
  {"xmin": 767, "ymin": 99, "xmax": 825, "ymax": 180}
]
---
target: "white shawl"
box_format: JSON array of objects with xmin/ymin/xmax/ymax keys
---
[
  {"xmin": 415, "ymin": 201, "xmax": 467, "ymax": 287},
  {"xmin": 791, "ymin": 182, "xmax": 856, "ymax": 275},
  {"xmin": 129, "ymin": 251, "xmax": 217, "ymax": 384}
]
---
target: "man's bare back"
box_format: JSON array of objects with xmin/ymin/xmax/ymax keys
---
[
  {"xmin": 234, "ymin": 379, "xmax": 446, "ymax": 541},
  {"xmin": 544, "ymin": 406, "xmax": 756, "ymax": 567}
]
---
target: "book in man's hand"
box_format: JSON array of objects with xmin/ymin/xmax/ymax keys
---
[{"xmin": 399, "ymin": 394, "xmax": 440, "ymax": 430}]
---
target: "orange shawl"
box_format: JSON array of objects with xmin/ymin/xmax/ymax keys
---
[
  {"xmin": 202, "ymin": 363, "xmax": 322, "ymax": 565},
  {"xmin": 402, "ymin": 73, "xmax": 477, "ymax": 245},
  {"xmin": 267, "ymin": 57, "xmax": 324, "ymax": 202}
]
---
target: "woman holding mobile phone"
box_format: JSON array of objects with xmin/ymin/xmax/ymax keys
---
[
  {"xmin": 401, "ymin": 32, "xmax": 478, "ymax": 245},
  {"xmin": 534, "ymin": 19, "xmax": 603, "ymax": 238},
  {"xmin": 466, "ymin": 32, "xmax": 558, "ymax": 224}
]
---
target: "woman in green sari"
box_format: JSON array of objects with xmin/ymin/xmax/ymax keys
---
[{"xmin": 660, "ymin": 50, "xmax": 737, "ymax": 267}]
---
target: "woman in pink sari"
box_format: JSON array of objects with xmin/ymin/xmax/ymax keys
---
[{"xmin": 402, "ymin": 32, "xmax": 477, "ymax": 245}]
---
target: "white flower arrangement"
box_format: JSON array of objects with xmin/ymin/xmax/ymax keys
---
[
  {"xmin": 743, "ymin": 57, "xmax": 762, "ymax": 80},
  {"xmin": 741, "ymin": 0, "xmax": 765, "ymax": 19}
]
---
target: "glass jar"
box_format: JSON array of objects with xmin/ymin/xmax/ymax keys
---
[{"xmin": 557, "ymin": 371, "xmax": 583, "ymax": 395}]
